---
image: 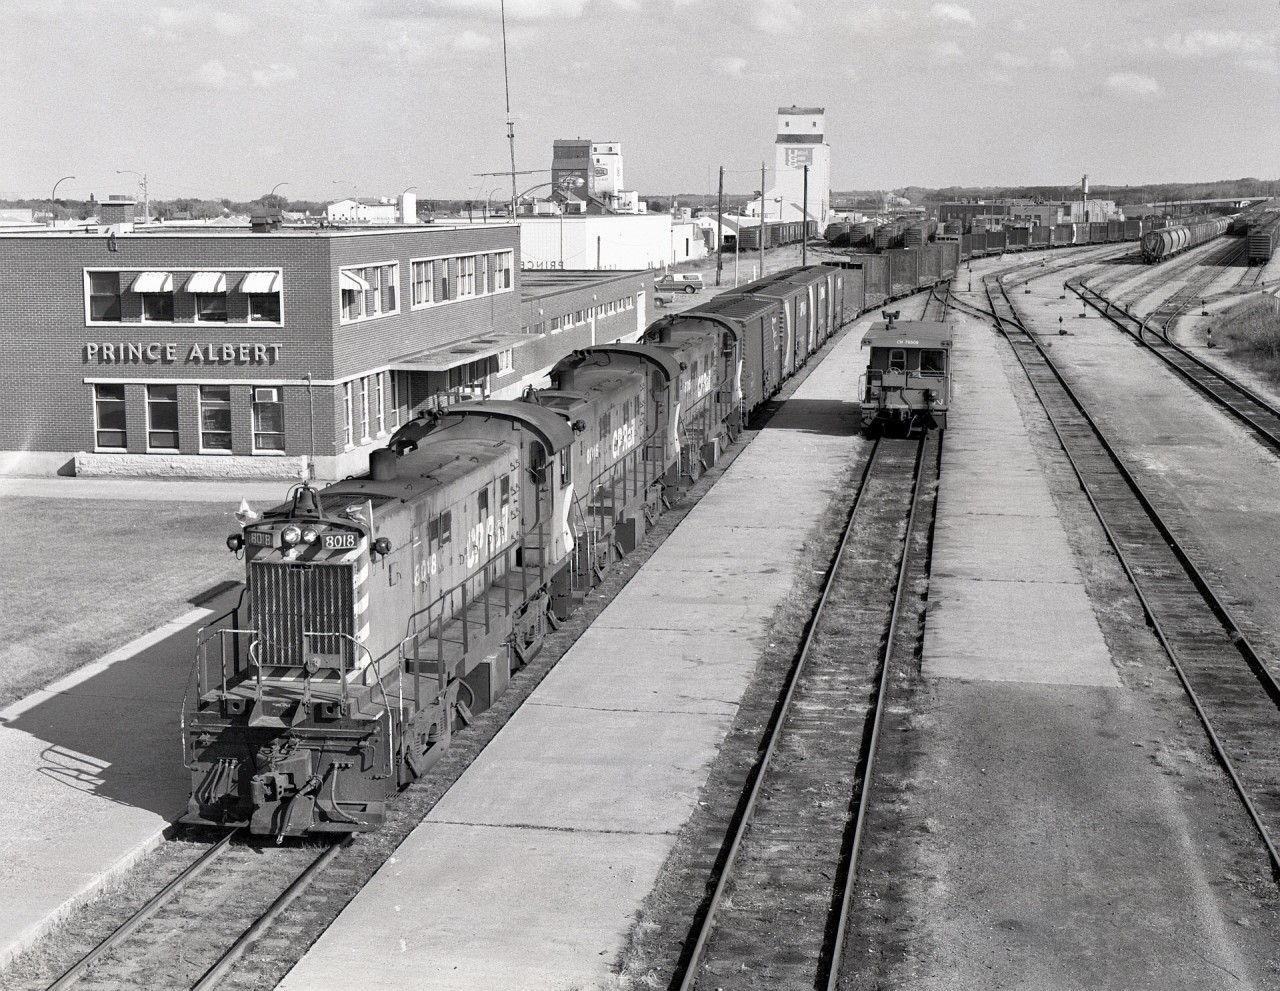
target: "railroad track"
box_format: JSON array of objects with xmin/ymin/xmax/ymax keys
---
[
  {"xmin": 985, "ymin": 274, "xmax": 1280, "ymax": 881},
  {"xmin": 44, "ymin": 832, "xmax": 346, "ymax": 991},
  {"xmin": 673, "ymin": 430, "xmax": 940, "ymax": 991},
  {"xmin": 1068, "ymin": 282, "xmax": 1280, "ymax": 456},
  {"xmin": 920, "ymin": 279, "xmax": 952, "ymax": 320}
]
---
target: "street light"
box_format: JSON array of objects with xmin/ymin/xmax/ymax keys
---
[
  {"xmin": 269, "ymin": 181, "xmax": 289, "ymax": 199},
  {"xmin": 116, "ymin": 169, "xmax": 149, "ymax": 223},
  {"xmin": 50, "ymin": 175, "xmax": 75, "ymax": 227}
]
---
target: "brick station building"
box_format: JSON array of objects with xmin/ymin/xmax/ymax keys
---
[{"xmin": 0, "ymin": 219, "xmax": 653, "ymax": 479}]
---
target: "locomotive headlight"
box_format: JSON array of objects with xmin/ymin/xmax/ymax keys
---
[
  {"xmin": 301, "ymin": 527, "xmax": 319, "ymax": 544},
  {"xmin": 281, "ymin": 525, "xmax": 302, "ymax": 546},
  {"xmin": 226, "ymin": 533, "xmax": 244, "ymax": 553}
]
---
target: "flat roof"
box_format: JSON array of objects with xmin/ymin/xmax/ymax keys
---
[
  {"xmin": 862, "ymin": 320, "xmax": 953, "ymax": 347},
  {"xmin": 0, "ymin": 222, "xmax": 516, "ymax": 240},
  {"xmin": 779, "ymin": 105, "xmax": 824, "ymax": 114},
  {"xmin": 519, "ymin": 269, "xmax": 649, "ymax": 302}
]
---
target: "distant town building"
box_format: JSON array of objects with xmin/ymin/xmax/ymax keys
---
[
  {"xmin": 750, "ymin": 106, "xmax": 832, "ymax": 225},
  {"xmin": 325, "ymin": 193, "xmax": 418, "ymax": 225},
  {"xmin": 0, "ymin": 222, "xmax": 651, "ymax": 480},
  {"xmin": 939, "ymin": 198, "xmax": 1121, "ymax": 227},
  {"xmin": 507, "ymin": 213, "xmax": 705, "ymax": 270}
]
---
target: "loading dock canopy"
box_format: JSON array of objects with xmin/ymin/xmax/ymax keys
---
[
  {"xmin": 131, "ymin": 271, "xmax": 173, "ymax": 293},
  {"xmin": 861, "ymin": 320, "xmax": 953, "ymax": 349},
  {"xmin": 392, "ymin": 334, "xmax": 532, "ymax": 373}
]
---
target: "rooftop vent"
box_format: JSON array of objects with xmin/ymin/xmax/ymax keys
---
[{"xmin": 251, "ymin": 206, "xmax": 284, "ymax": 233}]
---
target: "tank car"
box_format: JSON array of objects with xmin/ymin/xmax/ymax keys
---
[
  {"xmin": 860, "ymin": 314, "xmax": 952, "ymax": 434},
  {"xmin": 1140, "ymin": 217, "xmax": 1230, "ymax": 263}
]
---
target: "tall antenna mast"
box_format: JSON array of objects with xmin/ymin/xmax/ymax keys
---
[{"xmin": 500, "ymin": 0, "xmax": 518, "ymax": 217}]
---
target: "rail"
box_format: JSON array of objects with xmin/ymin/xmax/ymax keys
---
[
  {"xmin": 1068, "ymin": 281, "xmax": 1280, "ymax": 456},
  {"xmin": 674, "ymin": 430, "xmax": 938, "ymax": 990},
  {"xmin": 984, "ymin": 274, "xmax": 1280, "ymax": 880}
]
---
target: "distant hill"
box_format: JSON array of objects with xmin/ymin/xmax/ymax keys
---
[{"xmin": 837, "ymin": 179, "xmax": 1280, "ymax": 207}]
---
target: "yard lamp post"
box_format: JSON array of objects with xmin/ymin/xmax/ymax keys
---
[{"xmin": 50, "ymin": 175, "xmax": 75, "ymax": 226}]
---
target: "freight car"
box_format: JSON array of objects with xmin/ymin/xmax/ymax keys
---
[
  {"xmin": 1247, "ymin": 213, "xmax": 1280, "ymax": 264},
  {"xmin": 184, "ymin": 262, "xmax": 876, "ymax": 838},
  {"xmin": 860, "ymin": 314, "xmax": 952, "ymax": 433},
  {"xmin": 1139, "ymin": 217, "xmax": 1231, "ymax": 263}
]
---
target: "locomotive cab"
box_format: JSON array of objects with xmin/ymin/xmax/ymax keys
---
[{"xmin": 860, "ymin": 315, "xmax": 952, "ymax": 434}]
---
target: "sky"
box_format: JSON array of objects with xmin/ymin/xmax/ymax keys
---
[{"xmin": 2, "ymin": 0, "xmax": 1278, "ymax": 203}]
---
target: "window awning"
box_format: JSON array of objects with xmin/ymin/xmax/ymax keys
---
[
  {"xmin": 339, "ymin": 270, "xmax": 370, "ymax": 293},
  {"xmin": 240, "ymin": 271, "xmax": 281, "ymax": 294},
  {"xmin": 393, "ymin": 334, "xmax": 533, "ymax": 373},
  {"xmin": 131, "ymin": 271, "xmax": 173, "ymax": 293},
  {"xmin": 186, "ymin": 271, "xmax": 227, "ymax": 294}
]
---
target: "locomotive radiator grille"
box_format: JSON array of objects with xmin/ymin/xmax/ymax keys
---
[{"xmin": 250, "ymin": 562, "xmax": 355, "ymax": 669}]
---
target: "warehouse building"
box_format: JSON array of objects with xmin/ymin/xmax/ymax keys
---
[{"xmin": 0, "ymin": 221, "xmax": 653, "ymax": 480}]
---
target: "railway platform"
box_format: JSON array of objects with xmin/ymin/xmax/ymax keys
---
[
  {"xmin": 0, "ymin": 587, "xmax": 241, "ymax": 966},
  {"xmin": 277, "ymin": 312, "xmax": 878, "ymax": 990}
]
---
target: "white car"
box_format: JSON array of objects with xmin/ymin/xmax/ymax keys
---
[{"xmin": 654, "ymin": 273, "xmax": 705, "ymax": 294}]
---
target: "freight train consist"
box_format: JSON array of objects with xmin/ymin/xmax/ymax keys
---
[
  {"xmin": 183, "ymin": 262, "xmax": 915, "ymax": 838},
  {"xmin": 1139, "ymin": 218, "xmax": 1232, "ymax": 263},
  {"xmin": 732, "ymin": 219, "xmax": 821, "ymax": 252}
]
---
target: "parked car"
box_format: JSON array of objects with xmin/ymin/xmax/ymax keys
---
[{"xmin": 654, "ymin": 273, "xmax": 704, "ymax": 294}]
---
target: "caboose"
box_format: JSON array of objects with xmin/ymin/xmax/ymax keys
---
[{"xmin": 860, "ymin": 314, "xmax": 952, "ymax": 433}]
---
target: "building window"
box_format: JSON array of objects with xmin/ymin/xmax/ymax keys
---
[
  {"xmin": 343, "ymin": 382, "xmax": 353, "ymax": 447},
  {"xmin": 389, "ymin": 372, "xmax": 401, "ymax": 428},
  {"xmin": 478, "ymin": 254, "xmax": 489, "ymax": 295},
  {"xmin": 411, "ymin": 259, "xmax": 435, "ymax": 307},
  {"xmin": 141, "ymin": 292, "xmax": 174, "ymax": 322},
  {"xmin": 359, "ymin": 378, "xmax": 370, "ymax": 440},
  {"xmin": 146, "ymin": 384, "xmax": 179, "ymax": 449},
  {"xmin": 495, "ymin": 251, "xmax": 513, "ymax": 290},
  {"xmin": 88, "ymin": 272, "xmax": 121, "ymax": 322},
  {"xmin": 375, "ymin": 373, "xmax": 386, "ymax": 435},
  {"xmin": 199, "ymin": 385, "xmax": 232, "ymax": 451},
  {"xmin": 252, "ymin": 387, "xmax": 285, "ymax": 452},
  {"xmin": 94, "ymin": 383, "xmax": 127, "ymax": 449},
  {"xmin": 457, "ymin": 256, "xmax": 476, "ymax": 299},
  {"xmin": 550, "ymin": 316, "xmax": 562, "ymax": 333},
  {"xmin": 247, "ymin": 294, "xmax": 280, "ymax": 323},
  {"xmin": 195, "ymin": 293, "xmax": 228, "ymax": 322},
  {"xmin": 340, "ymin": 264, "xmax": 398, "ymax": 323},
  {"xmin": 497, "ymin": 349, "xmax": 513, "ymax": 374}
]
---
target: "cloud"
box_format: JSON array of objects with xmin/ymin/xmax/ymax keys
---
[
  {"xmin": 379, "ymin": 0, "xmax": 589, "ymax": 19},
  {"xmin": 451, "ymin": 28, "xmax": 492, "ymax": 50},
  {"xmin": 717, "ymin": 56, "xmax": 747, "ymax": 77},
  {"xmin": 149, "ymin": 5, "xmax": 250, "ymax": 39},
  {"xmin": 1106, "ymin": 71, "xmax": 1161, "ymax": 99},
  {"xmin": 993, "ymin": 51, "xmax": 1030, "ymax": 69},
  {"xmin": 753, "ymin": 0, "xmax": 800, "ymax": 34},
  {"xmin": 251, "ymin": 63, "xmax": 298, "ymax": 88},
  {"xmin": 845, "ymin": 5, "xmax": 910, "ymax": 36},
  {"xmin": 1049, "ymin": 47, "xmax": 1073, "ymax": 69},
  {"xmin": 196, "ymin": 59, "xmax": 237, "ymax": 90},
  {"xmin": 1154, "ymin": 29, "xmax": 1275, "ymax": 59},
  {"xmin": 930, "ymin": 3, "xmax": 973, "ymax": 26},
  {"xmin": 928, "ymin": 40, "xmax": 963, "ymax": 62}
]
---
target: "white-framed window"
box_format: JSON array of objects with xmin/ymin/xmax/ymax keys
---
[
  {"xmin": 457, "ymin": 255, "xmax": 476, "ymax": 299},
  {"xmin": 359, "ymin": 377, "xmax": 370, "ymax": 441},
  {"xmin": 497, "ymin": 349, "xmax": 514, "ymax": 375},
  {"xmin": 375, "ymin": 373, "xmax": 386, "ymax": 436},
  {"xmin": 343, "ymin": 382, "xmax": 353, "ymax": 448},
  {"xmin": 252, "ymin": 387, "xmax": 286, "ymax": 452},
  {"xmin": 84, "ymin": 268, "xmax": 282, "ymax": 327},
  {"xmin": 94, "ymin": 383, "xmax": 127, "ymax": 449},
  {"xmin": 389, "ymin": 371, "xmax": 400, "ymax": 428},
  {"xmin": 199, "ymin": 385, "xmax": 233, "ymax": 452},
  {"xmin": 411, "ymin": 259, "xmax": 436, "ymax": 307},
  {"xmin": 494, "ymin": 251, "xmax": 513, "ymax": 290},
  {"xmin": 146, "ymin": 384, "xmax": 179, "ymax": 450},
  {"xmin": 340, "ymin": 262, "xmax": 399, "ymax": 323},
  {"xmin": 478, "ymin": 254, "xmax": 489, "ymax": 295},
  {"xmin": 550, "ymin": 316, "xmax": 562, "ymax": 333}
]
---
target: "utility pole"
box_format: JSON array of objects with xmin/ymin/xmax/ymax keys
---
[
  {"xmin": 715, "ymin": 165, "xmax": 725, "ymax": 286},
  {"xmin": 802, "ymin": 164, "xmax": 809, "ymax": 267},
  {"xmin": 759, "ymin": 161, "xmax": 766, "ymax": 280}
]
